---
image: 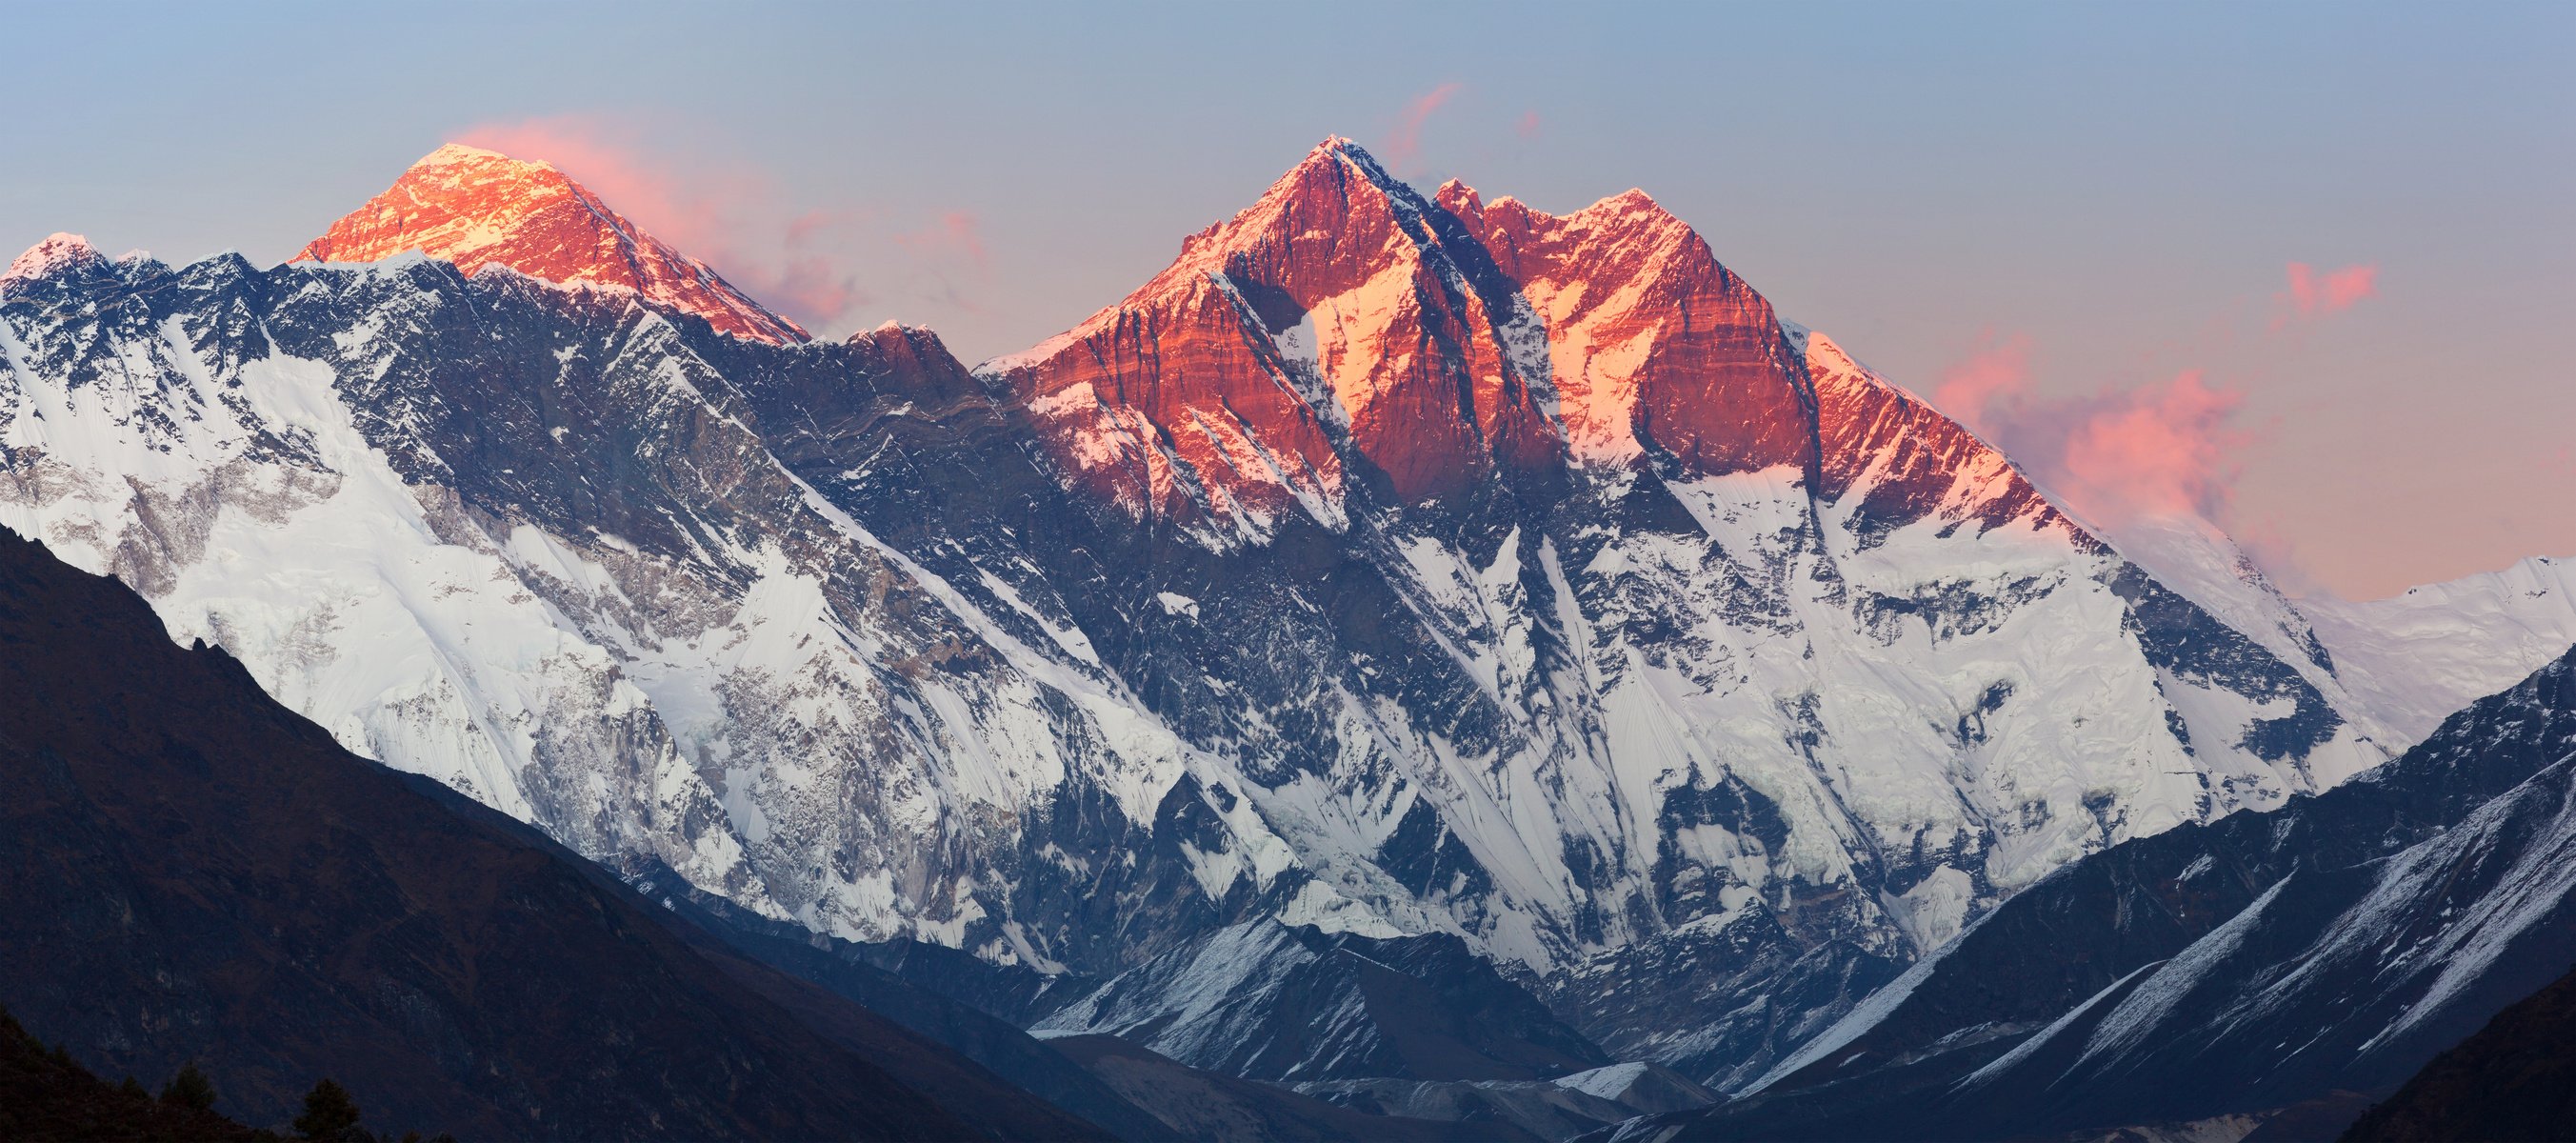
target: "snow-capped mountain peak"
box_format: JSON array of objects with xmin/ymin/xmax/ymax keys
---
[
  {"xmin": 293, "ymin": 143, "xmax": 809, "ymax": 345},
  {"xmin": 1443, "ymin": 176, "xmax": 1806, "ymax": 474},
  {"xmin": 984, "ymin": 136, "xmax": 1577, "ymax": 531},
  {"xmin": 1, "ymin": 232, "xmax": 108, "ymax": 294}
]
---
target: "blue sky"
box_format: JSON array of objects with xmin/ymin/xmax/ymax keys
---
[{"xmin": 4, "ymin": 1, "xmax": 2568, "ymax": 596}]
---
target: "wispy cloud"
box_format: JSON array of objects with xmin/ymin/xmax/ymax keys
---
[
  {"xmin": 449, "ymin": 114, "xmax": 869, "ymax": 329},
  {"xmin": 1515, "ymin": 110, "xmax": 1543, "ymax": 140},
  {"xmin": 1930, "ymin": 330, "xmax": 2034, "ymax": 431},
  {"xmin": 2055, "ymin": 369, "xmax": 2252, "ymax": 523},
  {"xmin": 1936, "ymin": 331, "xmax": 2260, "ymax": 531},
  {"xmin": 455, "ymin": 115, "xmax": 730, "ymax": 252},
  {"xmin": 2271, "ymin": 261, "xmax": 2378, "ymax": 330},
  {"xmin": 1382, "ymin": 82, "xmax": 1464, "ymax": 170},
  {"xmin": 886, "ymin": 209, "xmax": 996, "ymax": 317},
  {"xmin": 897, "ymin": 210, "xmax": 989, "ymax": 271}
]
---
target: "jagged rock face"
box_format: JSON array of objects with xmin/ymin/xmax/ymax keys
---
[
  {"xmin": 0, "ymin": 139, "xmax": 2503, "ymax": 1090},
  {"xmin": 295, "ymin": 144, "xmax": 809, "ymax": 345},
  {"xmin": 1802, "ymin": 333, "xmax": 2063, "ymax": 539},
  {"xmin": 1436, "ymin": 181, "xmax": 1808, "ymax": 476},
  {"xmin": 989, "ymin": 139, "xmax": 1998, "ymax": 535},
  {"xmin": 987, "ymin": 138, "xmax": 1560, "ymax": 526},
  {"xmin": 1549, "ymin": 914, "xmax": 1905, "ymax": 1093}
]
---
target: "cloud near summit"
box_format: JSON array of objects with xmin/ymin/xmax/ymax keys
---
[
  {"xmin": 453, "ymin": 114, "xmax": 869, "ymax": 330},
  {"xmin": 1935, "ymin": 331, "xmax": 2259, "ymax": 535},
  {"xmin": 1382, "ymin": 82, "xmax": 1464, "ymax": 170}
]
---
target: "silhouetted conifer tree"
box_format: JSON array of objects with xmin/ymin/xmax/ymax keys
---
[
  {"xmin": 160, "ymin": 1060, "xmax": 216, "ymax": 1111},
  {"xmin": 295, "ymin": 1077, "xmax": 365, "ymax": 1140}
]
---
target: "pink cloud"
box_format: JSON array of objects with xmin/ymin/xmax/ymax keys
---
[
  {"xmin": 881, "ymin": 210, "xmax": 997, "ymax": 319},
  {"xmin": 2222, "ymin": 512, "xmax": 2319, "ymax": 595},
  {"xmin": 1929, "ymin": 330, "xmax": 2034, "ymax": 432},
  {"xmin": 1516, "ymin": 110, "xmax": 1543, "ymax": 139},
  {"xmin": 1382, "ymin": 82, "xmax": 1464, "ymax": 170},
  {"xmin": 2271, "ymin": 261, "xmax": 2378, "ymax": 329},
  {"xmin": 785, "ymin": 207, "xmax": 856, "ymax": 249},
  {"xmin": 454, "ymin": 115, "xmax": 738, "ymax": 260},
  {"xmin": 1938, "ymin": 333, "xmax": 2260, "ymax": 531},
  {"xmin": 2055, "ymin": 370, "xmax": 2251, "ymax": 522},
  {"xmin": 928, "ymin": 282, "xmax": 995, "ymax": 318},
  {"xmin": 770, "ymin": 252, "xmax": 873, "ymax": 317},
  {"xmin": 898, "ymin": 210, "xmax": 989, "ymax": 271},
  {"xmin": 449, "ymin": 114, "xmax": 868, "ymax": 329}
]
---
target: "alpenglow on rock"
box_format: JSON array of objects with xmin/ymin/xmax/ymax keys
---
[
  {"xmin": 295, "ymin": 143, "xmax": 809, "ymax": 344},
  {"xmin": 2, "ymin": 138, "xmax": 2544, "ymax": 1087}
]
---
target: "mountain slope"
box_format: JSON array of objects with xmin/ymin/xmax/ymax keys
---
[
  {"xmin": 1043, "ymin": 1033, "xmax": 1534, "ymax": 1143},
  {"xmin": 616, "ymin": 860, "xmax": 1169, "ymax": 1142},
  {"xmin": 1031, "ymin": 919, "xmax": 1610, "ymax": 1084},
  {"xmin": 0, "ymin": 522, "xmax": 1055, "ymax": 1140},
  {"xmin": 1611, "ymin": 640, "xmax": 2576, "ymax": 1141},
  {"xmin": 296, "ymin": 144, "xmax": 808, "ymax": 344},
  {"xmin": 2340, "ymin": 961, "xmax": 2576, "ymax": 1142},
  {"xmin": 1295, "ymin": 1063, "xmax": 1720, "ymax": 1143},
  {"xmin": 2301, "ymin": 555, "xmax": 2576, "ymax": 741}
]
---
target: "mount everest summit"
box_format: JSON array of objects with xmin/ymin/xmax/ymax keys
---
[{"xmin": 3, "ymin": 137, "xmax": 2570, "ymax": 1098}]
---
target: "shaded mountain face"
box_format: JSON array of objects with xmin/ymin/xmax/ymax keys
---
[
  {"xmin": 1042, "ymin": 1033, "xmax": 1535, "ymax": 1143},
  {"xmin": 613, "ymin": 860, "xmax": 1166, "ymax": 1143},
  {"xmin": 1613, "ymin": 643, "xmax": 2576, "ymax": 1142},
  {"xmin": 1294, "ymin": 1062, "xmax": 1721, "ymax": 1143},
  {"xmin": 2341, "ymin": 961, "xmax": 2576, "ymax": 1143},
  {"xmin": 0, "ymin": 523, "xmax": 1077, "ymax": 1141},
  {"xmin": 1031, "ymin": 919, "xmax": 1612, "ymax": 1084},
  {"xmin": 295, "ymin": 144, "xmax": 808, "ymax": 344},
  {"xmin": 0, "ymin": 138, "xmax": 2523, "ymax": 1088}
]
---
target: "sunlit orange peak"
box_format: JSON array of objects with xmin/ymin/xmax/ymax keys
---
[{"xmin": 295, "ymin": 144, "xmax": 808, "ymax": 345}]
